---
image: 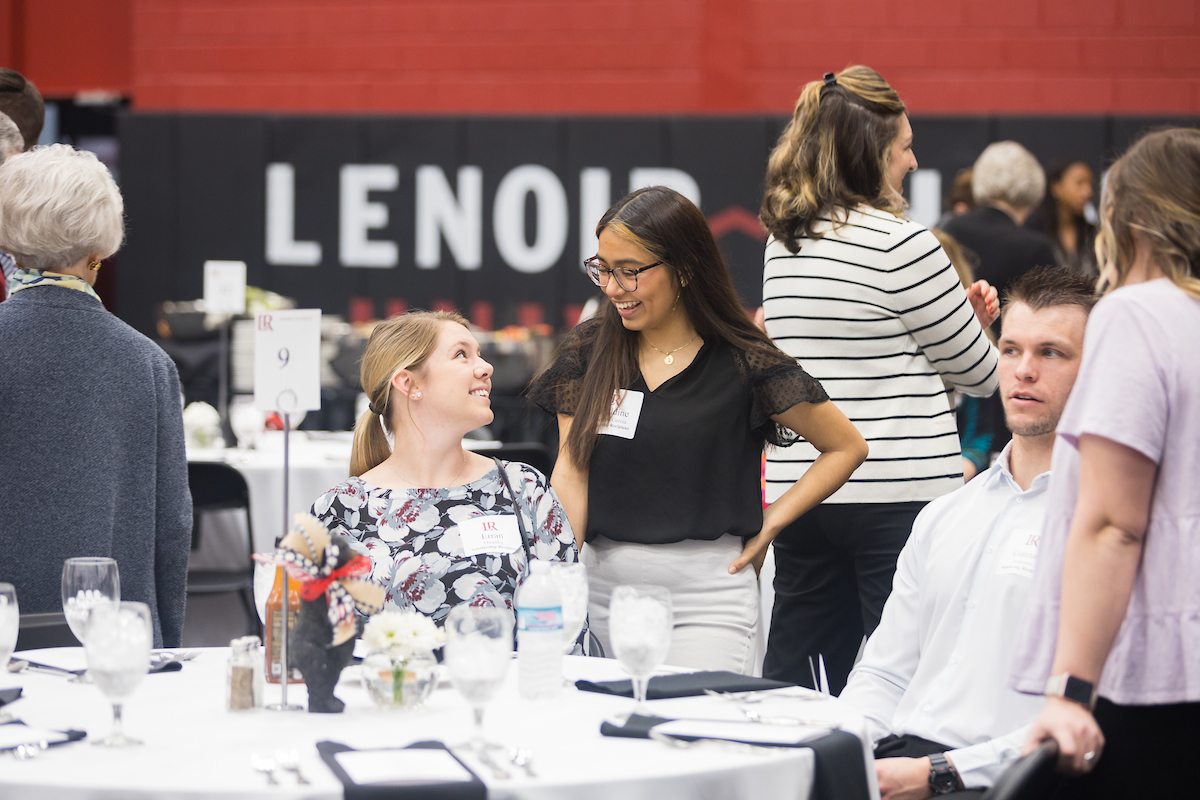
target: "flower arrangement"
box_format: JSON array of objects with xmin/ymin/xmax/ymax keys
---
[
  {"xmin": 361, "ymin": 610, "xmax": 444, "ymax": 709},
  {"xmin": 363, "ymin": 610, "xmax": 445, "ymax": 660}
]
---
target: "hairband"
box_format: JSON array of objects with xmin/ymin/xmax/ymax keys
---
[
  {"xmin": 368, "ymin": 402, "xmax": 382, "ymax": 416},
  {"xmin": 823, "ymin": 72, "xmax": 837, "ymax": 87}
]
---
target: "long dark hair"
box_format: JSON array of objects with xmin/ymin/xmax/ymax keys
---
[
  {"xmin": 553, "ymin": 186, "xmax": 792, "ymax": 470},
  {"xmin": 1024, "ymin": 159, "xmax": 1096, "ymax": 254},
  {"xmin": 761, "ymin": 65, "xmax": 906, "ymax": 252}
]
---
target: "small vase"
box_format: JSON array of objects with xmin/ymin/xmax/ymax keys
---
[{"xmin": 363, "ymin": 651, "xmax": 438, "ymax": 710}]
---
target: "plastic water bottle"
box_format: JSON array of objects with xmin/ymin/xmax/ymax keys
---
[{"xmin": 516, "ymin": 559, "xmax": 564, "ymax": 700}]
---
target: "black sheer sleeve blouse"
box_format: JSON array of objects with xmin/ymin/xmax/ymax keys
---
[{"xmin": 526, "ymin": 319, "xmax": 829, "ymax": 545}]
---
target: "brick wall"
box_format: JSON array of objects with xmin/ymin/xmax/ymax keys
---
[{"xmin": 5, "ymin": 0, "xmax": 1200, "ymax": 113}]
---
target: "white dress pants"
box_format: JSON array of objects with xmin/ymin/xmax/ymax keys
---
[{"xmin": 583, "ymin": 534, "xmax": 760, "ymax": 675}]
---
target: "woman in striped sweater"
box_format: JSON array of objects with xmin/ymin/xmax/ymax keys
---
[{"xmin": 760, "ymin": 66, "xmax": 1000, "ymax": 692}]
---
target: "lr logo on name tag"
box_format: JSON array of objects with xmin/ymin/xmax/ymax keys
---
[
  {"xmin": 597, "ymin": 389, "xmax": 644, "ymax": 439},
  {"xmin": 459, "ymin": 515, "xmax": 522, "ymax": 556}
]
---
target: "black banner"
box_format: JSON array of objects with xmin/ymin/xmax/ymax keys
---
[{"xmin": 116, "ymin": 112, "xmax": 1200, "ymax": 336}]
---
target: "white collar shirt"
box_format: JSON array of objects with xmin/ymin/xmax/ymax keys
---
[{"xmin": 840, "ymin": 443, "xmax": 1050, "ymax": 789}]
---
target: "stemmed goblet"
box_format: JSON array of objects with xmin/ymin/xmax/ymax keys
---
[
  {"xmin": 0, "ymin": 584, "xmax": 19, "ymax": 722},
  {"xmin": 609, "ymin": 584, "xmax": 673, "ymax": 716},
  {"xmin": 444, "ymin": 605, "xmax": 512, "ymax": 752},
  {"xmin": 548, "ymin": 562, "xmax": 589, "ymax": 655},
  {"xmin": 85, "ymin": 601, "xmax": 152, "ymax": 747},
  {"xmin": 62, "ymin": 557, "xmax": 120, "ymax": 683}
]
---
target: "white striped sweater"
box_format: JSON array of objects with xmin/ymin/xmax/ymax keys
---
[{"xmin": 763, "ymin": 205, "xmax": 999, "ymax": 504}]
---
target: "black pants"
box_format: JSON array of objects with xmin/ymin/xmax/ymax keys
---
[
  {"xmin": 763, "ymin": 501, "xmax": 925, "ymax": 694},
  {"xmin": 1059, "ymin": 698, "xmax": 1200, "ymax": 799},
  {"xmin": 874, "ymin": 734, "xmax": 985, "ymax": 798}
]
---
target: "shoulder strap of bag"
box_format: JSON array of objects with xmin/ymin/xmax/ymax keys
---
[{"xmin": 492, "ymin": 457, "xmax": 533, "ymax": 562}]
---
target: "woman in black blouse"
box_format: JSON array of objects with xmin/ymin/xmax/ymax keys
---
[{"xmin": 528, "ymin": 187, "xmax": 867, "ymax": 672}]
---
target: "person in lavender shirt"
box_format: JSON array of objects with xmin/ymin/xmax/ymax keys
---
[{"xmin": 1010, "ymin": 128, "xmax": 1200, "ymax": 797}]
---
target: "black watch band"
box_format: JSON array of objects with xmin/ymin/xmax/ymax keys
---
[
  {"xmin": 1044, "ymin": 673, "xmax": 1098, "ymax": 711},
  {"xmin": 928, "ymin": 753, "xmax": 960, "ymax": 795}
]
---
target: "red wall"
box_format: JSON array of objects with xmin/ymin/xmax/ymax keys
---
[{"xmin": 5, "ymin": 0, "xmax": 1200, "ymax": 113}]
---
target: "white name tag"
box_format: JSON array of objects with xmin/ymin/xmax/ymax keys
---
[
  {"xmin": 458, "ymin": 515, "xmax": 522, "ymax": 557},
  {"xmin": 597, "ymin": 389, "xmax": 644, "ymax": 439},
  {"xmin": 996, "ymin": 527, "xmax": 1040, "ymax": 579}
]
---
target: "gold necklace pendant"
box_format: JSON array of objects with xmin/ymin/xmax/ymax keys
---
[{"xmin": 645, "ymin": 333, "xmax": 697, "ymax": 366}]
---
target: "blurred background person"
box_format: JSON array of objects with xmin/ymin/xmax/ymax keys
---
[
  {"xmin": 1013, "ymin": 127, "xmax": 1200, "ymax": 797},
  {"xmin": 0, "ymin": 112, "xmax": 24, "ymax": 300},
  {"xmin": 943, "ymin": 141, "xmax": 1057, "ymax": 306},
  {"xmin": 759, "ymin": 65, "xmax": 999, "ymax": 692},
  {"xmin": 0, "ymin": 68, "xmax": 44, "ymax": 301},
  {"xmin": 1024, "ymin": 159, "xmax": 1098, "ymax": 277},
  {"xmin": 937, "ymin": 167, "xmax": 976, "ymax": 228},
  {"xmin": 933, "ymin": 228, "xmax": 1005, "ymax": 481},
  {"xmin": 530, "ymin": 186, "xmax": 867, "ymax": 673},
  {"xmin": 0, "ymin": 144, "xmax": 191, "ymax": 647}
]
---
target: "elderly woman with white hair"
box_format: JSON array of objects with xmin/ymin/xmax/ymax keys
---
[
  {"xmin": 943, "ymin": 140, "xmax": 1059, "ymax": 303},
  {"xmin": 0, "ymin": 144, "xmax": 192, "ymax": 647}
]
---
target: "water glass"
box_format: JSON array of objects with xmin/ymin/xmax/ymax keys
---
[
  {"xmin": 547, "ymin": 562, "xmax": 589, "ymax": 654},
  {"xmin": 609, "ymin": 584, "xmax": 673, "ymax": 715},
  {"xmin": 62, "ymin": 558, "xmax": 120, "ymax": 683},
  {"xmin": 444, "ymin": 605, "xmax": 512, "ymax": 751},
  {"xmin": 85, "ymin": 601, "xmax": 152, "ymax": 747},
  {"xmin": 229, "ymin": 395, "xmax": 265, "ymax": 449},
  {"xmin": 0, "ymin": 585, "xmax": 18, "ymax": 723}
]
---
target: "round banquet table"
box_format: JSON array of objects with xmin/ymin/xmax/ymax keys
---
[{"xmin": 0, "ymin": 650, "xmax": 877, "ymax": 800}]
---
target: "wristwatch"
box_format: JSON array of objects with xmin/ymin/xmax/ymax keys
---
[
  {"xmin": 928, "ymin": 753, "xmax": 960, "ymax": 795},
  {"xmin": 1044, "ymin": 673, "xmax": 1098, "ymax": 711}
]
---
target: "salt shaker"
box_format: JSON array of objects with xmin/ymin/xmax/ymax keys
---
[{"xmin": 227, "ymin": 635, "xmax": 264, "ymax": 710}]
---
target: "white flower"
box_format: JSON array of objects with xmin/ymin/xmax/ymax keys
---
[{"xmin": 362, "ymin": 609, "xmax": 445, "ymax": 660}]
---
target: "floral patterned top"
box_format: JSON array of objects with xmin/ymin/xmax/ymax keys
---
[{"xmin": 310, "ymin": 459, "xmax": 587, "ymax": 651}]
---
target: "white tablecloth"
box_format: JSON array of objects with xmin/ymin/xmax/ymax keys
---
[
  {"xmin": 1, "ymin": 651, "xmax": 879, "ymax": 800},
  {"xmin": 190, "ymin": 432, "xmax": 354, "ymax": 554}
]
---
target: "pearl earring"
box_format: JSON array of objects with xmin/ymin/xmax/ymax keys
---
[{"xmin": 412, "ymin": 391, "xmax": 421, "ymax": 399}]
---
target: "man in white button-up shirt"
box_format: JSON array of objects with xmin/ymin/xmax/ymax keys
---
[{"xmin": 840, "ymin": 266, "xmax": 1097, "ymax": 799}]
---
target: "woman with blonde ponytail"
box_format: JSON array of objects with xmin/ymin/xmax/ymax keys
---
[
  {"xmin": 310, "ymin": 311, "xmax": 583, "ymax": 641},
  {"xmin": 760, "ymin": 66, "xmax": 1002, "ymax": 692}
]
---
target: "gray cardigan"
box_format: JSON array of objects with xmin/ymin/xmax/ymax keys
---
[{"xmin": 0, "ymin": 286, "xmax": 192, "ymax": 646}]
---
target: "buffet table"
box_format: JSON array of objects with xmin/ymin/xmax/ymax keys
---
[{"xmin": 1, "ymin": 650, "xmax": 878, "ymax": 800}]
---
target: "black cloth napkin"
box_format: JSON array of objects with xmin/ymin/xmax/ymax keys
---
[
  {"xmin": 317, "ymin": 740, "xmax": 487, "ymax": 800},
  {"xmin": 576, "ymin": 670, "xmax": 794, "ymax": 700},
  {"xmin": 600, "ymin": 714, "xmax": 870, "ymax": 800},
  {"xmin": 0, "ymin": 720, "xmax": 87, "ymax": 752},
  {"xmin": 0, "ymin": 688, "xmax": 21, "ymax": 708}
]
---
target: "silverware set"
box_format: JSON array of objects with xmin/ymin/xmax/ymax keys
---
[
  {"xmin": 471, "ymin": 745, "xmax": 537, "ymax": 780},
  {"xmin": 251, "ymin": 750, "xmax": 309, "ymax": 786}
]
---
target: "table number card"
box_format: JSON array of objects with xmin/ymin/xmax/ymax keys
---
[
  {"xmin": 253, "ymin": 309, "xmax": 322, "ymax": 413},
  {"xmin": 202, "ymin": 260, "xmax": 247, "ymax": 315}
]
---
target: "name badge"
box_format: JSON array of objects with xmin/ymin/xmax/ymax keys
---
[
  {"xmin": 996, "ymin": 527, "xmax": 1040, "ymax": 579},
  {"xmin": 457, "ymin": 515, "xmax": 522, "ymax": 557},
  {"xmin": 597, "ymin": 389, "xmax": 644, "ymax": 439}
]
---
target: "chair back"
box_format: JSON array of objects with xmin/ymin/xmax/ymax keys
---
[
  {"xmin": 16, "ymin": 612, "xmax": 78, "ymax": 650},
  {"xmin": 185, "ymin": 461, "xmax": 259, "ymax": 639},
  {"xmin": 981, "ymin": 739, "xmax": 1062, "ymax": 800}
]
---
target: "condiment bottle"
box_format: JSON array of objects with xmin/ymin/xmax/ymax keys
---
[
  {"xmin": 227, "ymin": 635, "xmax": 264, "ymax": 710},
  {"xmin": 264, "ymin": 566, "xmax": 303, "ymax": 684}
]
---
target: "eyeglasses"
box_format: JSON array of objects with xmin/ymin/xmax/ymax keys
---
[{"xmin": 583, "ymin": 257, "xmax": 664, "ymax": 292}]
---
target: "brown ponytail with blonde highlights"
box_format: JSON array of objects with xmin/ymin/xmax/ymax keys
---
[
  {"xmin": 349, "ymin": 310, "xmax": 469, "ymax": 477},
  {"xmin": 761, "ymin": 65, "xmax": 907, "ymax": 253}
]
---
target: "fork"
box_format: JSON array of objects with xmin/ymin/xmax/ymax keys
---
[
  {"xmin": 251, "ymin": 753, "xmax": 280, "ymax": 785},
  {"xmin": 152, "ymin": 649, "xmax": 202, "ymax": 662},
  {"xmin": 476, "ymin": 748, "xmax": 511, "ymax": 780},
  {"xmin": 275, "ymin": 749, "xmax": 311, "ymax": 784}
]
